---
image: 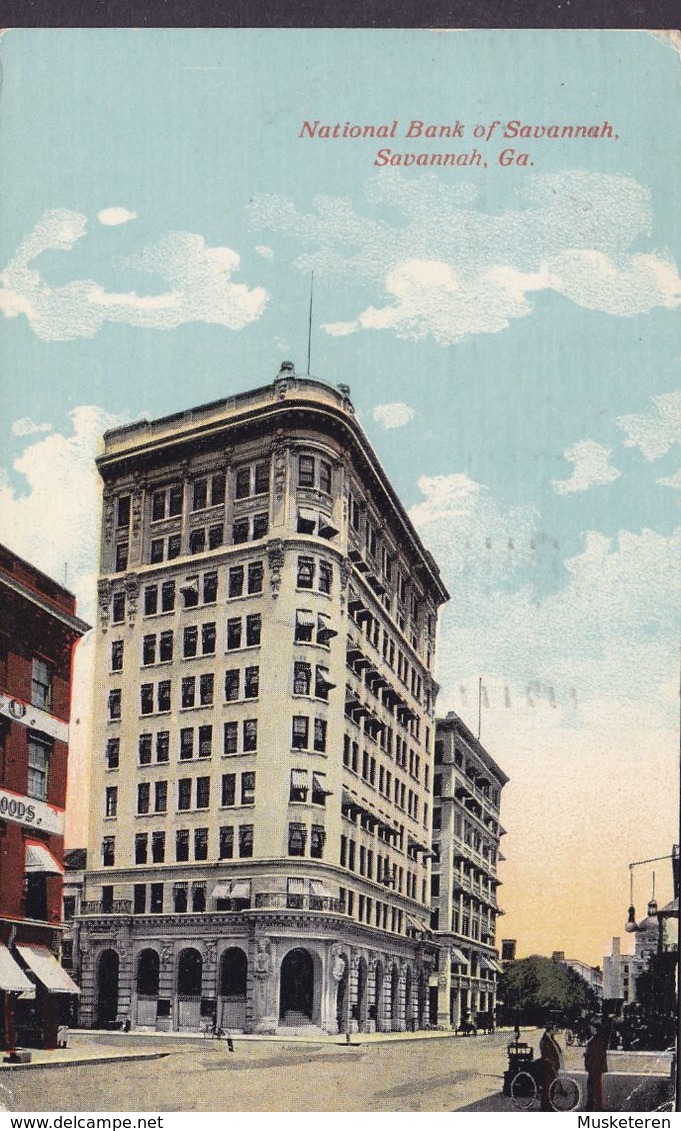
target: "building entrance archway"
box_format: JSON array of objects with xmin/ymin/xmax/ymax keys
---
[
  {"xmin": 279, "ymin": 947, "xmax": 314, "ymax": 1023},
  {"xmin": 97, "ymin": 949, "xmax": 120, "ymax": 1027},
  {"xmin": 219, "ymin": 947, "xmax": 248, "ymax": 1030}
]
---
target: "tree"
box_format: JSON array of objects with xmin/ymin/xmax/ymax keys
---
[{"xmin": 497, "ymin": 956, "xmax": 598, "ymax": 1026}]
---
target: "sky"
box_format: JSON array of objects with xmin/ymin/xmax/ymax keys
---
[{"xmin": 0, "ymin": 29, "xmax": 679, "ymax": 967}]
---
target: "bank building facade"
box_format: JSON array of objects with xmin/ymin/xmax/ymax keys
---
[{"xmin": 77, "ymin": 365, "xmax": 449, "ymax": 1035}]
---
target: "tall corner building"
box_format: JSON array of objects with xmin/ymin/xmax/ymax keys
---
[
  {"xmin": 430, "ymin": 711, "xmax": 508, "ymax": 1030},
  {"xmin": 79, "ymin": 365, "xmax": 449, "ymax": 1035}
]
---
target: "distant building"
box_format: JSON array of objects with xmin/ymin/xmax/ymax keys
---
[
  {"xmin": 551, "ymin": 950, "xmax": 603, "ymax": 1000},
  {"xmin": 60, "ymin": 848, "xmax": 87, "ymax": 1023},
  {"xmin": 603, "ymin": 937, "xmax": 643, "ymax": 1004},
  {"xmin": 0, "ymin": 544, "xmax": 88, "ymax": 1049},
  {"xmin": 501, "ymin": 939, "xmax": 516, "ymax": 963},
  {"xmin": 430, "ymin": 711, "xmax": 508, "ymax": 1028},
  {"xmin": 78, "ymin": 367, "xmax": 449, "ymax": 1034}
]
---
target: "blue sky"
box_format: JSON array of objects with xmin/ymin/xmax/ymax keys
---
[{"xmin": 0, "ymin": 29, "xmax": 679, "ymax": 963}]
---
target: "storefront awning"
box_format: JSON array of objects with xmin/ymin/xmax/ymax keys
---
[
  {"xmin": 287, "ymin": 877, "xmax": 308, "ymax": 894},
  {"xmin": 211, "ymin": 881, "xmax": 231, "ymax": 900},
  {"xmin": 16, "ymin": 944, "xmax": 80, "ymax": 994},
  {"xmin": 0, "ymin": 944, "xmax": 35, "ymax": 996},
  {"xmin": 450, "ymin": 947, "xmax": 468, "ymax": 965},
  {"xmin": 25, "ymin": 840, "xmax": 63, "ymax": 875},
  {"xmin": 309, "ymin": 880, "xmax": 334, "ymax": 897},
  {"xmin": 230, "ymin": 880, "xmax": 251, "ymax": 900}
]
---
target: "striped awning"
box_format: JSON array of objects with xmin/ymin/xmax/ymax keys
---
[
  {"xmin": 291, "ymin": 768, "xmax": 308, "ymax": 788},
  {"xmin": 230, "ymin": 880, "xmax": 251, "ymax": 900},
  {"xmin": 0, "ymin": 944, "xmax": 35, "ymax": 996},
  {"xmin": 287, "ymin": 877, "xmax": 308, "ymax": 894},
  {"xmin": 450, "ymin": 947, "xmax": 468, "ymax": 965},
  {"xmin": 296, "ymin": 609, "xmax": 315, "ymax": 627},
  {"xmin": 16, "ymin": 945, "xmax": 80, "ymax": 994}
]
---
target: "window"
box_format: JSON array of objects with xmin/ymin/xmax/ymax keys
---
[
  {"xmin": 117, "ymin": 496, "xmax": 131, "ymax": 528},
  {"xmin": 235, "ymin": 467, "xmax": 251, "ymax": 499},
  {"xmin": 155, "ymin": 780, "xmax": 168, "ymax": 813},
  {"xmin": 157, "ymin": 732, "xmax": 169, "ymax": 763},
  {"xmin": 111, "ymin": 641, "xmax": 125, "ymax": 672},
  {"xmin": 150, "ymin": 883, "xmax": 164, "ymax": 914},
  {"xmin": 182, "ymin": 577, "xmax": 199, "ymax": 608},
  {"xmin": 161, "ymin": 581, "xmax": 175, "ymax": 612},
  {"xmin": 241, "ymin": 771, "xmax": 255, "ymax": 805},
  {"xmin": 319, "ymin": 460, "xmax": 332, "ymax": 494},
  {"xmin": 225, "ymin": 669, "xmax": 240, "ymax": 701},
  {"xmin": 159, "ymin": 631, "xmax": 173, "ymax": 662},
  {"xmin": 219, "ymin": 826, "xmax": 234, "ymax": 859},
  {"xmin": 295, "ymin": 609, "xmax": 314, "ymax": 643},
  {"xmin": 294, "ymin": 662, "xmax": 311, "ymax": 696},
  {"xmin": 180, "ymin": 728, "xmax": 194, "ymax": 760},
  {"xmin": 158, "ymin": 681, "xmax": 171, "ymax": 712},
  {"xmin": 288, "ymin": 822, "xmax": 306, "ymax": 856},
  {"xmin": 144, "ymin": 585, "xmax": 158, "ymax": 615},
  {"xmin": 139, "ymin": 734, "xmax": 152, "ymax": 765},
  {"xmin": 143, "ymin": 635, "xmax": 156, "ymax": 666},
  {"xmin": 232, "ymin": 518, "xmax": 249, "ymax": 545},
  {"xmin": 200, "ymin": 674, "xmax": 214, "ymax": 705},
  {"xmin": 202, "ymin": 623, "xmax": 216, "ymax": 655},
  {"xmin": 254, "ymin": 462, "xmax": 269, "ymax": 494},
  {"xmin": 182, "ymin": 677, "xmax": 196, "ymax": 709},
  {"xmin": 198, "ymin": 724, "xmax": 212, "ymax": 757},
  {"xmin": 238, "ymin": 825, "xmax": 253, "ymax": 858},
  {"xmin": 298, "ymin": 455, "xmax": 315, "ymax": 487},
  {"xmin": 137, "ymin": 782, "xmax": 150, "ymax": 815},
  {"xmin": 152, "ymin": 831, "xmax": 165, "ymax": 863},
  {"xmin": 189, "ymin": 529, "xmax": 206, "ymax": 555},
  {"xmin": 150, "ymin": 538, "xmax": 164, "ymax": 564},
  {"xmin": 292, "ymin": 716, "xmax": 308, "ymax": 750},
  {"xmin": 227, "ymin": 618, "xmax": 242, "ymax": 650},
  {"xmin": 192, "ymin": 479, "xmax": 208, "ymax": 511},
  {"xmin": 319, "ymin": 561, "xmax": 332, "ymax": 594},
  {"xmin": 102, "ymin": 836, "xmax": 115, "ymax": 867},
  {"xmin": 222, "ymin": 773, "xmax": 236, "ymax": 807},
  {"xmin": 178, "ymin": 779, "xmax": 192, "ymax": 811},
  {"xmin": 112, "ymin": 593, "xmax": 125, "ymax": 624},
  {"xmin": 106, "ymin": 738, "xmax": 120, "ymax": 769},
  {"xmin": 315, "ymin": 665, "xmax": 335, "ymax": 700},
  {"xmin": 236, "ymin": 462, "xmax": 269, "ymax": 498},
  {"xmin": 290, "ymin": 768, "xmax": 308, "ymax": 802},
  {"xmin": 108, "ymin": 689, "xmax": 122, "ymax": 720},
  {"xmin": 203, "ymin": 571, "xmax": 218, "ymax": 603},
  {"xmin": 152, "ymin": 489, "xmax": 165, "ymax": 521},
  {"xmin": 243, "ymin": 719, "xmax": 257, "ymax": 752},
  {"xmin": 133, "ymin": 884, "xmax": 146, "ymax": 914},
  {"xmin": 184, "ymin": 626, "xmax": 198, "ymax": 658},
  {"xmin": 247, "ymin": 561, "xmax": 263, "ymax": 594},
  {"xmin": 105, "ymin": 785, "xmax": 118, "ymax": 817},
  {"xmin": 168, "ymin": 534, "xmax": 182, "ymax": 559},
  {"xmin": 176, "ymin": 829, "xmax": 189, "ymax": 862},
  {"xmin": 194, "ymin": 828, "xmax": 208, "ymax": 861},
  {"xmin": 253, "ymin": 513, "xmax": 269, "ymax": 540},
  {"xmin": 135, "ymin": 833, "xmax": 148, "ymax": 864},
  {"xmin": 312, "ymin": 772, "xmax": 328, "ymax": 806},
  {"xmin": 310, "ymin": 825, "xmax": 325, "ymax": 859},
  {"xmin": 224, "ymin": 721, "xmax": 238, "ymax": 754},
  {"xmin": 313, "ymin": 718, "xmax": 327, "ymax": 753},
  {"xmin": 297, "ymin": 557, "xmax": 314, "ymax": 589},
  {"xmin": 196, "ymin": 777, "xmax": 210, "ymax": 809},
  {"xmin": 228, "ymin": 566, "xmax": 244, "ymax": 598},
  {"xmin": 63, "ymin": 898, "xmax": 76, "ymax": 923},
  {"xmin": 316, "ymin": 613, "xmax": 336, "ymax": 645},
  {"xmin": 207, "ymin": 525, "xmax": 222, "ymax": 550},
  {"xmin": 246, "ymin": 614, "xmax": 261, "ymax": 646},
  {"xmin": 244, "ymin": 667, "xmax": 259, "ymax": 699}
]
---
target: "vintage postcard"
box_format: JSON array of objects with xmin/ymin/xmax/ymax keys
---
[{"xmin": 0, "ymin": 27, "xmax": 678, "ymax": 1116}]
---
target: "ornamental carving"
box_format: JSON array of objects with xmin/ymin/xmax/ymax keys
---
[
  {"xmin": 102, "ymin": 487, "xmax": 115, "ymax": 546},
  {"xmin": 266, "ymin": 539, "xmax": 285, "ymax": 600},
  {"xmin": 160, "ymin": 944, "xmax": 173, "ymax": 966},
  {"xmin": 124, "ymin": 573, "xmax": 140, "ymax": 625},
  {"xmin": 205, "ymin": 940, "xmax": 218, "ymax": 968},
  {"xmin": 179, "ymin": 460, "xmax": 190, "ymax": 482},
  {"xmin": 272, "ymin": 432, "xmax": 288, "ymax": 504},
  {"xmin": 97, "ymin": 579, "xmax": 112, "ymax": 632},
  {"xmin": 330, "ymin": 943, "xmax": 346, "ymax": 983},
  {"xmin": 131, "ymin": 473, "xmax": 146, "ymax": 539},
  {"xmin": 254, "ymin": 938, "xmax": 272, "ymax": 980}
]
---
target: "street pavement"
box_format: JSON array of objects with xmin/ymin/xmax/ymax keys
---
[{"xmin": 0, "ymin": 1029, "xmax": 673, "ymax": 1113}]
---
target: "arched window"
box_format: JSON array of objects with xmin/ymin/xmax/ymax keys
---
[
  {"xmin": 136, "ymin": 949, "xmax": 160, "ymax": 996},
  {"xmin": 219, "ymin": 948, "xmax": 247, "ymax": 998},
  {"xmin": 177, "ymin": 948, "xmax": 203, "ymax": 996}
]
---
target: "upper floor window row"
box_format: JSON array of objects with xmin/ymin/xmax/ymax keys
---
[
  {"xmin": 152, "ymin": 484, "xmax": 184, "ymax": 522},
  {"xmin": 298, "ymin": 454, "xmax": 333, "ymax": 495},
  {"xmin": 235, "ymin": 461, "xmax": 270, "ymax": 500},
  {"xmin": 192, "ymin": 474, "xmax": 226, "ymax": 512}
]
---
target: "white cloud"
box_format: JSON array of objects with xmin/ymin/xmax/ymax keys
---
[
  {"xmin": 0, "ymin": 209, "xmax": 268, "ymax": 341},
  {"xmin": 97, "ymin": 207, "xmax": 137, "ymax": 226},
  {"xmin": 11, "ymin": 417, "xmax": 52, "ymax": 437},
  {"xmin": 552, "ymin": 438, "xmax": 622, "ymax": 495},
  {"xmin": 657, "ymin": 467, "xmax": 681, "ymax": 489},
  {"xmin": 616, "ymin": 390, "xmax": 681, "ymax": 460},
  {"xmin": 255, "ymin": 244, "xmax": 274, "ymax": 259},
  {"xmin": 251, "ymin": 171, "xmax": 680, "ymax": 346},
  {"xmin": 372, "ymin": 402, "xmax": 416, "ymax": 430},
  {"xmin": 0, "ymin": 405, "xmax": 123, "ymax": 621},
  {"xmin": 322, "ymin": 320, "xmax": 359, "ymax": 337}
]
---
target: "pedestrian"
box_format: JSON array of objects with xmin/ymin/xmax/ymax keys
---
[
  {"xmin": 584, "ymin": 1023, "xmax": 608, "ymax": 1112},
  {"xmin": 538, "ymin": 1020, "xmax": 562, "ymax": 1111}
]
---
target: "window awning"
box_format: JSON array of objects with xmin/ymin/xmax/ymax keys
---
[
  {"xmin": 298, "ymin": 507, "xmax": 317, "ymax": 529},
  {"xmin": 211, "ymin": 881, "xmax": 231, "ymax": 900},
  {"xmin": 318, "ymin": 518, "xmax": 339, "ymax": 538},
  {"xmin": 406, "ymin": 913, "xmax": 430, "ymax": 934},
  {"xmin": 16, "ymin": 944, "xmax": 80, "ymax": 994},
  {"xmin": 291, "ymin": 768, "xmax": 308, "ymax": 788},
  {"xmin": 287, "ymin": 877, "xmax": 308, "ymax": 894},
  {"xmin": 479, "ymin": 956, "xmax": 503, "ymax": 973},
  {"xmin": 25, "ymin": 840, "xmax": 63, "ymax": 875},
  {"xmin": 450, "ymin": 947, "xmax": 468, "ymax": 965},
  {"xmin": 296, "ymin": 609, "xmax": 315, "ymax": 627},
  {"xmin": 0, "ymin": 944, "xmax": 35, "ymax": 997},
  {"xmin": 230, "ymin": 880, "xmax": 251, "ymax": 900},
  {"xmin": 310, "ymin": 880, "xmax": 334, "ymax": 897},
  {"xmin": 312, "ymin": 772, "xmax": 332, "ymax": 796}
]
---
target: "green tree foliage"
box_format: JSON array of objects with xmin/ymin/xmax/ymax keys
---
[{"xmin": 497, "ymin": 956, "xmax": 598, "ymax": 1026}]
